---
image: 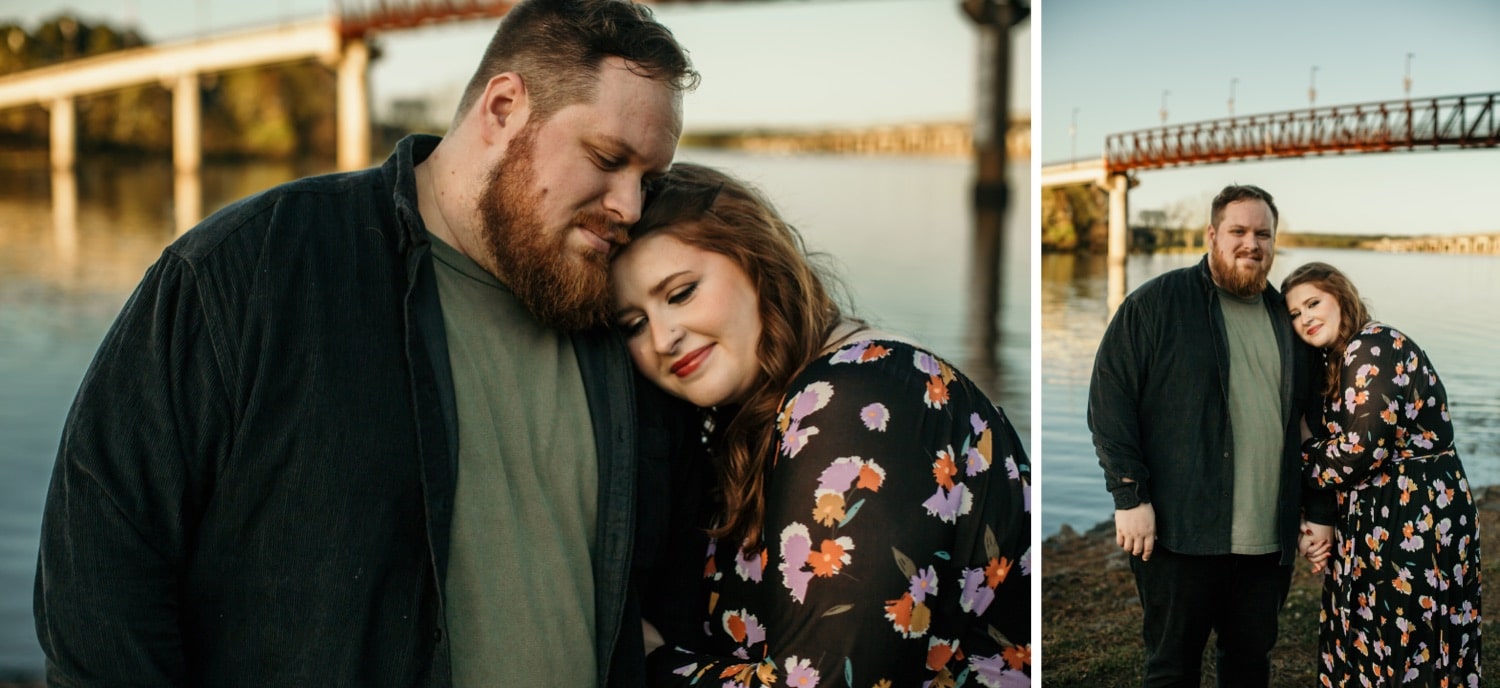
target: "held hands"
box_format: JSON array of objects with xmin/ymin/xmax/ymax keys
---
[
  {"xmin": 642, "ymin": 619, "xmax": 665, "ymax": 657},
  {"xmin": 1299, "ymin": 521, "xmax": 1334, "ymax": 574},
  {"xmin": 1114, "ymin": 502, "xmax": 1157, "ymax": 561}
]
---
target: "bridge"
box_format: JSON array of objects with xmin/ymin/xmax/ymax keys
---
[
  {"xmin": 1367, "ymin": 232, "xmax": 1500, "ymax": 255},
  {"xmin": 1042, "ymin": 92, "xmax": 1500, "ymax": 263}
]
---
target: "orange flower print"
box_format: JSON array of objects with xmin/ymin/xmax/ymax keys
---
[
  {"xmin": 859, "ymin": 343, "xmax": 890, "ymax": 362},
  {"xmin": 924, "ymin": 375, "xmax": 950, "ymax": 409},
  {"xmin": 812, "ymin": 492, "xmax": 847, "ymax": 528},
  {"xmin": 856, "ymin": 463, "xmax": 886, "ymax": 491},
  {"xmin": 807, "ymin": 537, "xmax": 854, "ymax": 577},
  {"xmin": 932, "ymin": 450, "xmax": 958, "ymax": 490},
  {"xmin": 985, "ymin": 556, "xmax": 1012, "ymax": 588},
  {"xmin": 1003, "ymin": 645, "xmax": 1031, "ymax": 670},
  {"xmin": 884, "ymin": 592, "xmax": 914, "ymax": 634},
  {"xmin": 925, "ymin": 638, "xmax": 958, "ymax": 671}
]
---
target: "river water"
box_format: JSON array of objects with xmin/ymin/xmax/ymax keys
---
[
  {"xmin": 0, "ymin": 148, "xmax": 1029, "ymax": 675},
  {"xmin": 1041, "ymin": 248, "xmax": 1500, "ymax": 537}
]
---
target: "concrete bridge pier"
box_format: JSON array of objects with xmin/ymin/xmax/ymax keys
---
[
  {"xmin": 336, "ymin": 38, "xmax": 371, "ymax": 171},
  {"xmin": 171, "ymin": 72, "xmax": 201, "ymax": 174},
  {"xmin": 1106, "ymin": 173, "xmax": 1131, "ymax": 265},
  {"xmin": 48, "ymin": 96, "xmax": 75, "ymax": 171}
]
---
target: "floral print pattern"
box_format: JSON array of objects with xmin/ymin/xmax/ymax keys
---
[
  {"xmin": 1302, "ymin": 324, "xmax": 1481, "ymax": 687},
  {"xmin": 649, "ymin": 340, "xmax": 1031, "ymax": 687}
]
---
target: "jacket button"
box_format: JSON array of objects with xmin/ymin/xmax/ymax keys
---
[{"xmin": 434, "ymin": 628, "xmax": 445, "ymax": 643}]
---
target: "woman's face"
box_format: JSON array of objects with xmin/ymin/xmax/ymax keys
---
[
  {"xmin": 1285, "ymin": 282, "xmax": 1343, "ymax": 349},
  {"xmin": 611, "ymin": 229, "xmax": 763, "ymax": 408}
]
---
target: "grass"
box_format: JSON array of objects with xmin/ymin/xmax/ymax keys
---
[{"xmin": 1041, "ymin": 487, "xmax": 1498, "ymax": 686}]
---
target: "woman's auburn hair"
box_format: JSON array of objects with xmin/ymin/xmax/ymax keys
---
[
  {"xmin": 630, "ymin": 162, "xmax": 848, "ymax": 552},
  {"xmin": 1280, "ymin": 261, "xmax": 1373, "ymax": 398}
]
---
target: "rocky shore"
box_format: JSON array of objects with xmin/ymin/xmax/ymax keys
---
[{"xmin": 1042, "ymin": 485, "xmax": 1500, "ymax": 687}]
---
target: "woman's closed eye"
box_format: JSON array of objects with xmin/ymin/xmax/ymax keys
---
[
  {"xmin": 617, "ymin": 315, "xmax": 647, "ymax": 338},
  {"xmin": 668, "ymin": 282, "xmax": 698, "ymax": 305}
]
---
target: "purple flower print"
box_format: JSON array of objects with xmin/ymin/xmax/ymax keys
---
[
  {"xmin": 909, "ymin": 565, "xmax": 939, "ymax": 603},
  {"xmin": 913, "ymin": 351, "xmax": 942, "ymax": 377},
  {"xmin": 817, "ymin": 458, "xmax": 863, "ymax": 493},
  {"xmin": 783, "ymin": 657, "xmax": 819, "ymax": 687},
  {"xmin": 969, "ymin": 653, "xmax": 1028, "ymax": 688},
  {"xmin": 779, "ymin": 523, "xmax": 813, "ymax": 603},
  {"xmin": 736, "ymin": 547, "xmax": 764, "ymax": 583},
  {"xmin": 861, "ymin": 403, "xmax": 890, "ymax": 431},
  {"xmin": 959, "ymin": 567, "xmax": 995, "ymax": 616},
  {"xmin": 830, "ymin": 341, "xmax": 870, "ymax": 365},
  {"xmin": 922, "ymin": 483, "xmax": 972, "ymax": 523}
]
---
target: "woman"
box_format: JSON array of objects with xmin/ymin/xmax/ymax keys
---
[
  {"xmin": 613, "ymin": 163, "xmax": 1031, "ymax": 687},
  {"xmin": 1283, "ymin": 262, "xmax": 1480, "ymax": 687}
]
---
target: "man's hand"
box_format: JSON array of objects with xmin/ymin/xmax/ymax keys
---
[
  {"xmin": 642, "ymin": 619, "xmax": 665, "ymax": 656},
  {"xmin": 1299, "ymin": 521, "xmax": 1334, "ymax": 574},
  {"xmin": 1115, "ymin": 502, "xmax": 1157, "ymax": 561}
]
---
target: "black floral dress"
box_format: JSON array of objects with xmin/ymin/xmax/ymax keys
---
[
  {"xmin": 1302, "ymin": 323, "xmax": 1481, "ymax": 687},
  {"xmin": 646, "ymin": 339, "xmax": 1032, "ymax": 687}
]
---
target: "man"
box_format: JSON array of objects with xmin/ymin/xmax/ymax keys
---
[
  {"xmin": 34, "ymin": 1, "xmax": 698, "ymax": 686},
  {"xmin": 1088, "ymin": 184, "xmax": 1333, "ymax": 687}
]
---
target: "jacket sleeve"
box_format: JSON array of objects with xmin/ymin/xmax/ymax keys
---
[
  {"xmin": 1088, "ymin": 295, "xmax": 1154, "ymax": 509},
  {"xmin": 645, "ymin": 349, "xmax": 1030, "ymax": 687},
  {"xmin": 35, "ymin": 251, "xmax": 233, "ymax": 686},
  {"xmin": 1301, "ymin": 331, "xmax": 1412, "ymax": 489}
]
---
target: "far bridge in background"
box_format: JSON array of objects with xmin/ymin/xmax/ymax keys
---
[{"xmin": 1043, "ymin": 92, "xmax": 1500, "ymax": 266}]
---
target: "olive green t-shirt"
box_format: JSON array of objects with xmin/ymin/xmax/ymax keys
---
[
  {"xmin": 430, "ymin": 237, "xmax": 599, "ymax": 687},
  {"xmin": 1218, "ymin": 288, "xmax": 1284, "ymax": 555}
]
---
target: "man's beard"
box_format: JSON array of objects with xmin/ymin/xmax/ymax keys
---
[
  {"xmin": 475, "ymin": 124, "xmax": 625, "ymax": 332},
  {"xmin": 1208, "ymin": 236, "xmax": 1273, "ymax": 299}
]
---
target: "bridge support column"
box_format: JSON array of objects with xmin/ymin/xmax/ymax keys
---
[
  {"xmin": 48, "ymin": 96, "xmax": 76, "ymax": 171},
  {"xmin": 172, "ymin": 72, "xmax": 201, "ymax": 174},
  {"xmin": 1107, "ymin": 173, "xmax": 1130, "ymax": 265},
  {"xmin": 337, "ymin": 38, "xmax": 371, "ymax": 171}
]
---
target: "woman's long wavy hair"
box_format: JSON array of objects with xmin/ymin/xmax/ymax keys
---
[
  {"xmin": 1280, "ymin": 261, "xmax": 1373, "ymax": 398},
  {"xmin": 628, "ymin": 163, "xmax": 849, "ymax": 552}
]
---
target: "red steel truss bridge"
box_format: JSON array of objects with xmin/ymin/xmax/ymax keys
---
[
  {"xmin": 333, "ymin": 0, "xmax": 740, "ymax": 38},
  {"xmin": 1103, "ymin": 91, "xmax": 1500, "ymax": 176}
]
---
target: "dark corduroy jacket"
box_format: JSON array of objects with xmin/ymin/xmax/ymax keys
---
[
  {"xmin": 34, "ymin": 135, "xmax": 692, "ymax": 687},
  {"xmin": 1088, "ymin": 256, "xmax": 1334, "ymax": 565}
]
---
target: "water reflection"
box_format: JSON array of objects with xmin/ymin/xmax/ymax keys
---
[
  {"xmin": 175, "ymin": 172, "xmax": 202, "ymax": 234},
  {"xmin": 51, "ymin": 169, "xmax": 78, "ymax": 269}
]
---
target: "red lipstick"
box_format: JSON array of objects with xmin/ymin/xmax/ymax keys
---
[{"xmin": 670, "ymin": 345, "xmax": 713, "ymax": 377}]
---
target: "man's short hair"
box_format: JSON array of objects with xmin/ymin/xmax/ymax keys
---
[
  {"xmin": 452, "ymin": 0, "xmax": 699, "ymax": 128},
  {"xmin": 1209, "ymin": 184, "xmax": 1279, "ymax": 231}
]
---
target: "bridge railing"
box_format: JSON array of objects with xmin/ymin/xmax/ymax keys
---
[{"xmin": 1104, "ymin": 92, "xmax": 1499, "ymax": 175}]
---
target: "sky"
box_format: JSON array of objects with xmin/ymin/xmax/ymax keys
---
[
  {"xmin": 1, "ymin": 0, "xmax": 1029, "ymax": 130},
  {"xmin": 1041, "ymin": 0, "xmax": 1500, "ymax": 236}
]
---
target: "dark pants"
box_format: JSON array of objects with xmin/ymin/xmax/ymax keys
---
[{"xmin": 1128, "ymin": 548, "xmax": 1292, "ymax": 688}]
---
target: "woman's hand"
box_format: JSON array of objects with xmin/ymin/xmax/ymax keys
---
[
  {"xmin": 643, "ymin": 619, "xmax": 665, "ymax": 657},
  {"xmin": 1298, "ymin": 521, "xmax": 1334, "ymax": 574}
]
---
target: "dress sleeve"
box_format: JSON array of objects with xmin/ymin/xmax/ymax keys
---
[
  {"xmin": 647, "ymin": 342, "xmax": 1031, "ymax": 687},
  {"xmin": 1301, "ymin": 328, "xmax": 1423, "ymax": 488},
  {"xmin": 35, "ymin": 251, "xmax": 233, "ymax": 686}
]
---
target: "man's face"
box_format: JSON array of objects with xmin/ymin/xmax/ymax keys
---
[
  {"xmin": 476, "ymin": 57, "xmax": 682, "ymax": 331},
  {"xmin": 1207, "ymin": 198, "xmax": 1276, "ymax": 299}
]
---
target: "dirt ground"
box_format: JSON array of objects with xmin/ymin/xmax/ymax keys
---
[{"xmin": 1041, "ymin": 485, "xmax": 1499, "ymax": 686}]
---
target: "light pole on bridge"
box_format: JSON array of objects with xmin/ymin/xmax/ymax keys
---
[
  {"xmin": 1160, "ymin": 89, "xmax": 1169, "ymax": 126},
  {"xmin": 1069, "ymin": 107, "xmax": 1078, "ymax": 166},
  {"xmin": 1308, "ymin": 65, "xmax": 1318, "ymax": 109},
  {"xmin": 1228, "ymin": 77, "xmax": 1238, "ymax": 117},
  {"xmin": 1404, "ymin": 52, "xmax": 1415, "ymax": 99}
]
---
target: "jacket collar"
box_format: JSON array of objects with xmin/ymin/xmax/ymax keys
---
[{"xmin": 384, "ymin": 134, "xmax": 443, "ymax": 256}]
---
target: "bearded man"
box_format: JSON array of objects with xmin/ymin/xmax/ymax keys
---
[
  {"xmin": 1087, "ymin": 184, "xmax": 1334, "ymax": 688},
  {"xmin": 34, "ymin": 1, "xmax": 699, "ymax": 686}
]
